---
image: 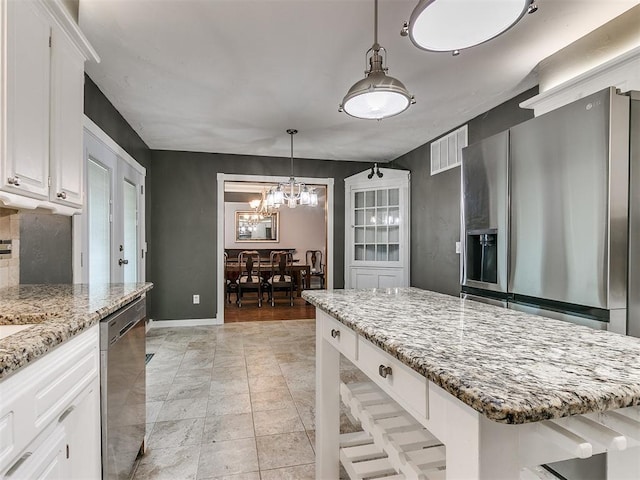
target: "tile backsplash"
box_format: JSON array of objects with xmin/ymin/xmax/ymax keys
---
[{"xmin": 0, "ymin": 208, "xmax": 20, "ymax": 288}]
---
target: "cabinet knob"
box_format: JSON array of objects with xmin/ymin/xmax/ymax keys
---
[
  {"xmin": 57, "ymin": 191, "xmax": 67, "ymax": 199},
  {"xmin": 330, "ymin": 328, "xmax": 340, "ymax": 338},
  {"xmin": 7, "ymin": 176, "xmax": 20, "ymax": 186},
  {"xmin": 118, "ymin": 259, "xmax": 129, "ymax": 266},
  {"xmin": 378, "ymin": 364, "xmax": 392, "ymax": 378}
]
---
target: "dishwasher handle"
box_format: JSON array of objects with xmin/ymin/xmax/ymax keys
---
[{"xmin": 101, "ymin": 296, "xmax": 146, "ymax": 350}]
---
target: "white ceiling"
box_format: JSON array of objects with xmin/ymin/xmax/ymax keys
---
[{"xmin": 79, "ymin": 0, "xmax": 639, "ymax": 163}]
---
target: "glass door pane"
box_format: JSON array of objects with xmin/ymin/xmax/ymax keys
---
[
  {"xmin": 88, "ymin": 159, "xmax": 111, "ymax": 284},
  {"xmin": 122, "ymin": 179, "xmax": 137, "ymax": 283}
]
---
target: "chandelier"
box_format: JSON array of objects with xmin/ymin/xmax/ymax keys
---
[{"xmin": 267, "ymin": 129, "xmax": 318, "ymax": 209}]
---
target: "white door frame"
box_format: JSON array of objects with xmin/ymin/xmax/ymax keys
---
[{"xmin": 217, "ymin": 173, "xmax": 334, "ymax": 323}]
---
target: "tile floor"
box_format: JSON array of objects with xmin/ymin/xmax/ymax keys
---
[{"xmin": 134, "ymin": 319, "xmax": 364, "ymax": 480}]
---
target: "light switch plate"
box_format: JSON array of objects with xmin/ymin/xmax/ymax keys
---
[
  {"xmin": 455, "ymin": 241, "xmax": 461, "ymax": 254},
  {"xmin": 193, "ymin": 294, "xmax": 200, "ymax": 304}
]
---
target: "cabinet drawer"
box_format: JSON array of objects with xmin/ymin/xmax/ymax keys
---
[
  {"xmin": 358, "ymin": 338, "xmax": 428, "ymax": 420},
  {"xmin": 0, "ymin": 326, "xmax": 99, "ymax": 473},
  {"xmin": 321, "ymin": 314, "xmax": 358, "ymax": 361}
]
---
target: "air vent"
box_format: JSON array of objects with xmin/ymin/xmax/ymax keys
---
[{"xmin": 430, "ymin": 124, "xmax": 468, "ymax": 175}]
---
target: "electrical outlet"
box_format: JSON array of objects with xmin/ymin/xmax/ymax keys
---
[
  {"xmin": 455, "ymin": 241, "xmax": 461, "ymax": 254},
  {"xmin": 193, "ymin": 294, "xmax": 200, "ymax": 304}
]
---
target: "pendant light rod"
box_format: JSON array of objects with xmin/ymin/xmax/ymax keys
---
[
  {"xmin": 373, "ymin": 0, "xmax": 378, "ymax": 46},
  {"xmin": 287, "ymin": 128, "xmax": 297, "ymax": 177}
]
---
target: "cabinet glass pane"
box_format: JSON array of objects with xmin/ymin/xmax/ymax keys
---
[
  {"xmin": 365, "ymin": 191, "xmax": 375, "ymax": 207},
  {"xmin": 355, "ymin": 191, "xmax": 365, "ymax": 208},
  {"xmin": 376, "ymin": 189, "xmax": 388, "ymax": 206},
  {"xmin": 355, "ymin": 227, "xmax": 365, "ymax": 243},
  {"xmin": 365, "ymin": 209, "xmax": 376, "ymax": 225},
  {"xmin": 355, "ymin": 209, "xmax": 365, "ymax": 226},
  {"xmin": 388, "ymin": 207, "xmax": 400, "ymax": 225},
  {"xmin": 389, "ymin": 226, "xmax": 399, "ymax": 242},
  {"xmin": 355, "ymin": 245, "xmax": 365, "ymax": 261},
  {"xmin": 365, "ymin": 227, "xmax": 375, "ymax": 243},
  {"xmin": 365, "ymin": 245, "xmax": 375, "ymax": 261},
  {"xmin": 389, "ymin": 244, "xmax": 400, "ymax": 261},
  {"xmin": 88, "ymin": 159, "xmax": 111, "ymax": 284},
  {"xmin": 376, "ymin": 245, "xmax": 388, "ymax": 261},
  {"xmin": 389, "ymin": 188, "xmax": 399, "ymax": 206},
  {"xmin": 376, "ymin": 227, "xmax": 388, "ymax": 243},
  {"xmin": 376, "ymin": 207, "xmax": 388, "ymax": 225}
]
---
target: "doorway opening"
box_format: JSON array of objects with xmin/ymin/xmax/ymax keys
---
[{"xmin": 216, "ymin": 174, "xmax": 334, "ymax": 323}]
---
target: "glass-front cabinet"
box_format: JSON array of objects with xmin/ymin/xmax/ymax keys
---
[{"xmin": 345, "ymin": 168, "xmax": 410, "ymax": 289}]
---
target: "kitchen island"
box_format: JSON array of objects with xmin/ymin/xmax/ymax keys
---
[{"xmin": 303, "ymin": 287, "xmax": 640, "ymax": 479}]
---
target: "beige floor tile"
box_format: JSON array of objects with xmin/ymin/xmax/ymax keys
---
[
  {"xmin": 133, "ymin": 444, "xmax": 201, "ymax": 480},
  {"xmin": 209, "ymin": 377, "xmax": 249, "ymax": 396},
  {"xmin": 255, "ymin": 431, "xmax": 315, "ymax": 470},
  {"xmin": 251, "ymin": 387, "xmax": 295, "ymax": 412},
  {"xmin": 212, "ymin": 365, "xmax": 248, "ymax": 380},
  {"xmin": 148, "ymin": 418, "xmax": 205, "ymax": 449},
  {"xmin": 260, "ymin": 463, "xmax": 315, "ymax": 480},
  {"xmin": 146, "ymin": 382, "xmax": 172, "ymax": 402},
  {"xmin": 167, "ymin": 378, "xmax": 211, "ymax": 401},
  {"xmin": 156, "ymin": 397, "xmax": 209, "ymax": 422},
  {"xmin": 197, "ymin": 438, "xmax": 259, "ymax": 478},
  {"xmin": 146, "ymin": 401, "xmax": 164, "ymax": 424},
  {"xmin": 246, "ymin": 361, "xmax": 281, "ymax": 378},
  {"xmin": 201, "ymin": 473, "xmax": 260, "ymax": 480},
  {"xmin": 248, "ymin": 375, "xmax": 288, "ymax": 393},
  {"xmin": 213, "ymin": 355, "xmax": 246, "ymax": 368},
  {"xmin": 202, "ymin": 413, "xmax": 255, "ymax": 442},
  {"xmin": 207, "ymin": 393, "xmax": 252, "ymax": 416},
  {"xmin": 253, "ymin": 407, "xmax": 305, "ymax": 436}
]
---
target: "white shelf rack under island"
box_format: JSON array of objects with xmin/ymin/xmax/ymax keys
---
[{"xmin": 302, "ymin": 287, "xmax": 640, "ymax": 480}]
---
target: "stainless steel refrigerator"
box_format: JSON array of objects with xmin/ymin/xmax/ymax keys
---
[{"xmin": 461, "ymin": 87, "xmax": 639, "ymax": 479}]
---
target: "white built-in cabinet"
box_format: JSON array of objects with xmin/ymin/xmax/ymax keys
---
[
  {"xmin": 0, "ymin": 0, "xmax": 99, "ymax": 214},
  {"xmin": 0, "ymin": 325, "xmax": 101, "ymax": 478},
  {"xmin": 344, "ymin": 168, "xmax": 410, "ymax": 289}
]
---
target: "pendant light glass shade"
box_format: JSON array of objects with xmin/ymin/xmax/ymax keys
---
[
  {"xmin": 408, "ymin": 0, "xmax": 532, "ymax": 52},
  {"xmin": 340, "ymin": 0, "xmax": 414, "ymax": 120}
]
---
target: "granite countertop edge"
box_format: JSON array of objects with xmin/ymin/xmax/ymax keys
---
[
  {"xmin": 302, "ymin": 288, "xmax": 640, "ymax": 425},
  {"xmin": 0, "ymin": 283, "xmax": 153, "ymax": 381}
]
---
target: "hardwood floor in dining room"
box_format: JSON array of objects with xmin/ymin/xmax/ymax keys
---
[{"xmin": 224, "ymin": 296, "xmax": 316, "ymax": 322}]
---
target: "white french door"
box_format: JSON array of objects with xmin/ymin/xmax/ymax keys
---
[{"xmin": 75, "ymin": 124, "xmax": 145, "ymax": 284}]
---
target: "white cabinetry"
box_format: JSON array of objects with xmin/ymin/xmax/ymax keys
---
[
  {"xmin": 344, "ymin": 168, "xmax": 410, "ymax": 289},
  {"xmin": 0, "ymin": 325, "xmax": 101, "ymax": 478},
  {"xmin": 0, "ymin": 0, "xmax": 99, "ymax": 214}
]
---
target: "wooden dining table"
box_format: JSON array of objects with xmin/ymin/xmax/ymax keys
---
[{"xmin": 225, "ymin": 263, "xmax": 311, "ymax": 296}]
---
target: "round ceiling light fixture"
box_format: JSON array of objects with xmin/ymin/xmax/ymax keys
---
[{"xmin": 407, "ymin": 0, "xmax": 536, "ymax": 53}]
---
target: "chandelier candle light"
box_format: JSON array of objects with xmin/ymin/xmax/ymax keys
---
[{"xmin": 271, "ymin": 129, "xmax": 318, "ymax": 209}]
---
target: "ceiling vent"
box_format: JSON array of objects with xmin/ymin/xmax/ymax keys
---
[{"xmin": 430, "ymin": 124, "xmax": 468, "ymax": 175}]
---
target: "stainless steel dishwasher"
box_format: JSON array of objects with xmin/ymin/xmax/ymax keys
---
[{"xmin": 100, "ymin": 295, "xmax": 146, "ymax": 480}]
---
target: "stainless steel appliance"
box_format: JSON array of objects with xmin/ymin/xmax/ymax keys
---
[
  {"xmin": 461, "ymin": 87, "xmax": 639, "ymax": 479},
  {"xmin": 100, "ymin": 296, "xmax": 146, "ymax": 480}
]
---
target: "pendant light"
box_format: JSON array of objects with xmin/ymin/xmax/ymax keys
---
[
  {"xmin": 272, "ymin": 129, "xmax": 317, "ymax": 209},
  {"xmin": 339, "ymin": 0, "xmax": 414, "ymax": 120},
  {"xmin": 406, "ymin": 0, "xmax": 538, "ymax": 53}
]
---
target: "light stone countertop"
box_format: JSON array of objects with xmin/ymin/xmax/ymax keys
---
[
  {"xmin": 302, "ymin": 287, "xmax": 640, "ymax": 424},
  {"xmin": 0, "ymin": 283, "xmax": 153, "ymax": 380}
]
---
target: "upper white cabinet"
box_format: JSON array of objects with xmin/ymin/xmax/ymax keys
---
[
  {"xmin": 0, "ymin": 0, "xmax": 99, "ymax": 214},
  {"xmin": 344, "ymin": 168, "xmax": 411, "ymax": 289}
]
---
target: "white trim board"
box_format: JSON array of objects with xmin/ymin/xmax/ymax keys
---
[
  {"xmin": 148, "ymin": 318, "xmax": 222, "ymax": 328},
  {"xmin": 217, "ymin": 173, "xmax": 335, "ymax": 324}
]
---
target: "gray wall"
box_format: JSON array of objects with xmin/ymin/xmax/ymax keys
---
[
  {"xmin": 19, "ymin": 212, "xmax": 72, "ymax": 284},
  {"xmin": 149, "ymin": 150, "xmax": 370, "ymax": 321},
  {"xmin": 391, "ymin": 87, "xmax": 538, "ymax": 297}
]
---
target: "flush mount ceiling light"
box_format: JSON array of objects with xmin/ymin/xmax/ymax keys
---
[
  {"xmin": 407, "ymin": 0, "xmax": 537, "ymax": 53},
  {"xmin": 339, "ymin": 0, "xmax": 415, "ymax": 120},
  {"xmin": 271, "ymin": 129, "xmax": 318, "ymax": 209}
]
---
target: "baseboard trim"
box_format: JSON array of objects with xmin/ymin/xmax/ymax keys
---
[{"xmin": 148, "ymin": 317, "xmax": 222, "ymax": 328}]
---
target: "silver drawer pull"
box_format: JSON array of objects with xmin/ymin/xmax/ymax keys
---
[
  {"xmin": 330, "ymin": 329, "xmax": 340, "ymax": 338},
  {"xmin": 6, "ymin": 452, "xmax": 32, "ymax": 476},
  {"xmin": 7, "ymin": 176, "xmax": 20, "ymax": 186},
  {"xmin": 58, "ymin": 405, "xmax": 75, "ymax": 423},
  {"xmin": 378, "ymin": 365, "xmax": 392, "ymax": 378},
  {"xmin": 56, "ymin": 191, "xmax": 67, "ymax": 199}
]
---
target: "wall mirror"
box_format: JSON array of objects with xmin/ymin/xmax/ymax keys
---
[{"xmin": 235, "ymin": 211, "xmax": 279, "ymax": 242}]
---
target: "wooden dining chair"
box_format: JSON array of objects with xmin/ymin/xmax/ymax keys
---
[
  {"xmin": 305, "ymin": 249, "xmax": 325, "ymax": 289},
  {"xmin": 236, "ymin": 250, "xmax": 262, "ymax": 307},
  {"xmin": 266, "ymin": 250, "xmax": 294, "ymax": 306},
  {"xmin": 223, "ymin": 252, "xmax": 239, "ymax": 304}
]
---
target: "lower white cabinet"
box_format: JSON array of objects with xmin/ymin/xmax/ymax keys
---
[{"xmin": 0, "ymin": 325, "xmax": 100, "ymax": 478}]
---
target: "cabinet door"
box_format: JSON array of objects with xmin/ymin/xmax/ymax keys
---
[
  {"xmin": 4, "ymin": 426, "xmax": 68, "ymax": 479},
  {"xmin": 63, "ymin": 380, "xmax": 101, "ymax": 479},
  {"xmin": 3, "ymin": 0, "xmax": 50, "ymax": 199},
  {"xmin": 50, "ymin": 23, "xmax": 85, "ymax": 208}
]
